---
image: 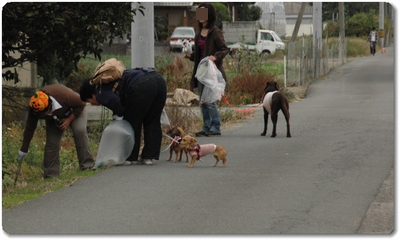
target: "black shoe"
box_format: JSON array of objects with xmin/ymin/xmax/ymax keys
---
[
  {"xmin": 208, "ymin": 131, "xmax": 221, "ymax": 136},
  {"xmin": 195, "ymin": 131, "xmax": 208, "ymax": 137}
]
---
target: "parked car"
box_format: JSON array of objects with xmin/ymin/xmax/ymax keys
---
[{"xmin": 169, "ymin": 26, "xmax": 195, "ymax": 52}]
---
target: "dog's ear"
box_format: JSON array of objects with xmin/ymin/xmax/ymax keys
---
[
  {"xmin": 264, "ymin": 81, "xmax": 270, "ymax": 92},
  {"xmin": 274, "ymin": 81, "xmax": 280, "ymax": 90},
  {"xmin": 182, "ymin": 135, "xmax": 190, "ymax": 144},
  {"xmin": 189, "ymin": 136, "xmax": 197, "ymax": 145}
]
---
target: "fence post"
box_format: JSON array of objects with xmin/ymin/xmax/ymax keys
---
[{"xmin": 284, "ymin": 55, "xmax": 286, "ymax": 87}]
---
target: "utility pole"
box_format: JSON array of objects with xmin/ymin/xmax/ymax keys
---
[
  {"xmin": 338, "ymin": 2, "xmax": 346, "ymax": 64},
  {"xmin": 131, "ymin": 2, "xmax": 154, "ymax": 68},
  {"xmin": 379, "ymin": 2, "xmax": 385, "ymax": 47},
  {"xmin": 290, "ymin": 2, "xmax": 307, "ymax": 43},
  {"xmin": 312, "ymin": 2, "xmax": 322, "ymax": 78}
]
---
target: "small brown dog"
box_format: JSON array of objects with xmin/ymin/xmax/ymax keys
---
[
  {"xmin": 381, "ymin": 47, "xmax": 386, "ymax": 54},
  {"xmin": 165, "ymin": 126, "xmax": 188, "ymax": 163},
  {"xmin": 261, "ymin": 80, "xmax": 291, "ymax": 138},
  {"xmin": 179, "ymin": 135, "xmax": 227, "ymax": 168}
]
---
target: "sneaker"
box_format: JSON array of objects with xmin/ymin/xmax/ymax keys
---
[
  {"xmin": 208, "ymin": 131, "xmax": 221, "ymax": 136},
  {"xmin": 81, "ymin": 162, "xmax": 95, "ymax": 170},
  {"xmin": 195, "ymin": 130, "xmax": 209, "ymax": 137},
  {"xmin": 122, "ymin": 160, "xmax": 132, "ymax": 166},
  {"xmin": 144, "ymin": 159, "xmax": 153, "ymax": 165},
  {"xmin": 133, "ymin": 158, "xmax": 143, "ymax": 165}
]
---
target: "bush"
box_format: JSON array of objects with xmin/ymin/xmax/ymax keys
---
[
  {"xmin": 323, "ymin": 10, "xmax": 379, "ymax": 38},
  {"xmin": 225, "ymin": 72, "xmax": 276, "ymax": 105},
  {"xmin": 212, "ymin": 2, "xmax": 231, "ymax": 30},
  {"xmin": 223, "ymin": 49, "xmax": 285, "ymax": 105},
  {"xmin": 158, "ymin": 55, "xmax": 193, "ymax": 91},
  {"xmin": 346, "ymin": 37, "xmax": 372, "ymax": 57}
]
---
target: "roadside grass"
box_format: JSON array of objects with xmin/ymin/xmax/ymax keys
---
[{"xmin": 2, "ymin": 37, "xmax": 371, "ymax": 210}]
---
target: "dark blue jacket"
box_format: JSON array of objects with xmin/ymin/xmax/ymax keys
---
[{"xmin": 95, "ymin": 68, "xmax": 155, "ymax": 117}]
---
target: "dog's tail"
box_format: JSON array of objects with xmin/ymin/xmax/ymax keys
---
[{"xmin": 177, "ymin": 127, "xmax": 185, "ymax": 137}]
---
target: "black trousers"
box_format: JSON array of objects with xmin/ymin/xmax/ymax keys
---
[
  {"xmin": 124, "ymin": 72, "xmax": 167, "ymax": 161},
  {"xmin": 370, "ymin": 41, "xmax": 376, "ymax": 55}
]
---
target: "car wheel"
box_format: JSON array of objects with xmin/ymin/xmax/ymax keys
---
[{"xmin": 260, "ymin": 51, "xmax": 270, "ymax": 58}]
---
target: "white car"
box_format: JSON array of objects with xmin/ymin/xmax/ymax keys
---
[{"xmin": 169, "ymin": 26, "xmax": 195, "ymax": 52}]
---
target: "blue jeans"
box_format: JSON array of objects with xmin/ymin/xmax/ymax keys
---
[{"xmin": 198, "ymin": 83, "xmax": 221, "ymax": 133}]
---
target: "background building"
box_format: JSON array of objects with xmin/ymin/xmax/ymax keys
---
[
  {"xmin": 284, "ymin": 2, "xmax": 314, "ymax": 38},
  {"xmin": 255, "ymin": 2, "xmax": 287, "ymax": 37}
]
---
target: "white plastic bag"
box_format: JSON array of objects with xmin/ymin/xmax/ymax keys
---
[
  {"xmin": 93, "ymin": 120, "xmax": 135, "ymax": 168},
  {"xmin": 160, "ymin": 108, "xmax": 170, "ymax": 126},
  {"xmin": 195, "ymin": 57, "xmax": 226, "ymax": 103}
]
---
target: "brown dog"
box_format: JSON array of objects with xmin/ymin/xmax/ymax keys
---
[
  {"xmin": 261, "ymin": 80, "xmax": 291, "ymax": 138},
  {"xmin": 166, "ymin": 126, "xmax": 188, "ymax": 163},
  {"xmin": 179, "ymin": 135, "xmax": 227, "ymax": 168}
]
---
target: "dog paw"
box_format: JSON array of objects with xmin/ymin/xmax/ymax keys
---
[{"xmin": 260, "ymin": 133, "xmax": 266, "ymax": 136}]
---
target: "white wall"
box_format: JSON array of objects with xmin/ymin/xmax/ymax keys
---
[{"xmin": 2, "ymin": 53, "xmax": 36, "ymax": 88}]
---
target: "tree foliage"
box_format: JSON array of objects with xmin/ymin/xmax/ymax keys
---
[
  {"xmin": 236, "ymin": 2, "xmax": 262, "ymax": 21},
  {"xmin": 322, "ymin": 2, "xmax": 379, "ymax": 21},
  {"xmin": 212, "ymin": 2, "xmax": 231, "ymax": 30},
  {"xmin": 2, "ymin": 2, "xmax": 144, "ymax": 84},
  {"xmin": 323, "ymin": 9, "xmax": 380, "ymax": 38}
]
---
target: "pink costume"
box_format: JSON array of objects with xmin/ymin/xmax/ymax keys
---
[{"xmin": 188, "ymin": 144, "xmax": 216, "ymax": 159}]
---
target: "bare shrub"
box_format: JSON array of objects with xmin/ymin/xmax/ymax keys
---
[
  {"xmin": 163, "ymin": 55, "xmax": 193, "ymax": 91},
  {"xmin": 163, "ymin": 105, "xmax": 200, "ymax": 137},
  {"xmin": 225, "ymin": 72, "xmax": 276, "ymax": 105}
]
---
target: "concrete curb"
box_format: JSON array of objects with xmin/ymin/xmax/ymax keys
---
[{"xmin": 357, "ymin": 167, "xmax": 394, "ymax": 234}]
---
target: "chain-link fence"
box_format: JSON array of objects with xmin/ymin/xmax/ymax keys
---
[{"xmin": 286, "ymin": 36, "xmax": 347, "ymax": 87}]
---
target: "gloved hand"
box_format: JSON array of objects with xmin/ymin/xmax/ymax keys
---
[
  {"xmin": 113, "ymin": 115, "xmax": 123, "ymax": 121},
  {"xmin": 17, "ymin": 150, "xmax": 27, "ymax": 162}
]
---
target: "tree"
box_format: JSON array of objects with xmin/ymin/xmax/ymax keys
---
[
  {"xmin": 236, "ymin": 3, "xmax": 262, "ymax": 21},
  {"xmin": 212, "ymin": 2, "xmax": 231, "ymax": 30},
  {"xmin": 323, "ymin": 9, "xmax": 380, "ymax": 38},
  {"xmin": 322, "ymin": 2, "xmax": 379, "ymax": 22},
  {"xmin": 2, "ymin": 2, "xmax": 144, "ymax": 85}
]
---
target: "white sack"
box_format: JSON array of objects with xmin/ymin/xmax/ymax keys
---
[
  {"xmin": 195, "ymin": 57, "xmax": 226, "ymax": 103},
  {"xmin": 93, "ymin": 120, "xmax": 134, "ymax": 168}
]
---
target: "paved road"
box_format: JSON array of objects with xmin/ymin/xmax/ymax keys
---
[{"xmin": 2, "ymin": 47, "xmax": 394, "ymax": 236}]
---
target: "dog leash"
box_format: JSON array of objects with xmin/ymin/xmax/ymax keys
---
[
  {"xmin": 162, "ymin": 133, "xmax": 181, "ymax": 152},
  {"xmin": 162, "ymin": 133, "xmax": 204, "ymax": 162},
  {"xmin": 221, "ymin": 94, "xmax": 262, "ymax": 113}
]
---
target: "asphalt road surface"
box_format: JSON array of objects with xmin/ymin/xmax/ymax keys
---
[{"xmin": 2, "ymin": 46, "xmax": 394, "ymax": 236}]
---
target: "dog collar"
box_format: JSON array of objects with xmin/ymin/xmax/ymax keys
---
[{"xmin": 188, "ymin": 144, "xmax": 202, "ymax": 158}]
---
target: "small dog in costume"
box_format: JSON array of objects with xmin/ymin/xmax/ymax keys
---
[{"xmin": 179, "ymin": 135, "xmax": 227, "ymax": 168}]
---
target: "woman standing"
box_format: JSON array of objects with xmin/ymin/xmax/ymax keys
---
[{"xmin": 184, "ymin": 3, "xmax": 229, "ymax": 137}]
